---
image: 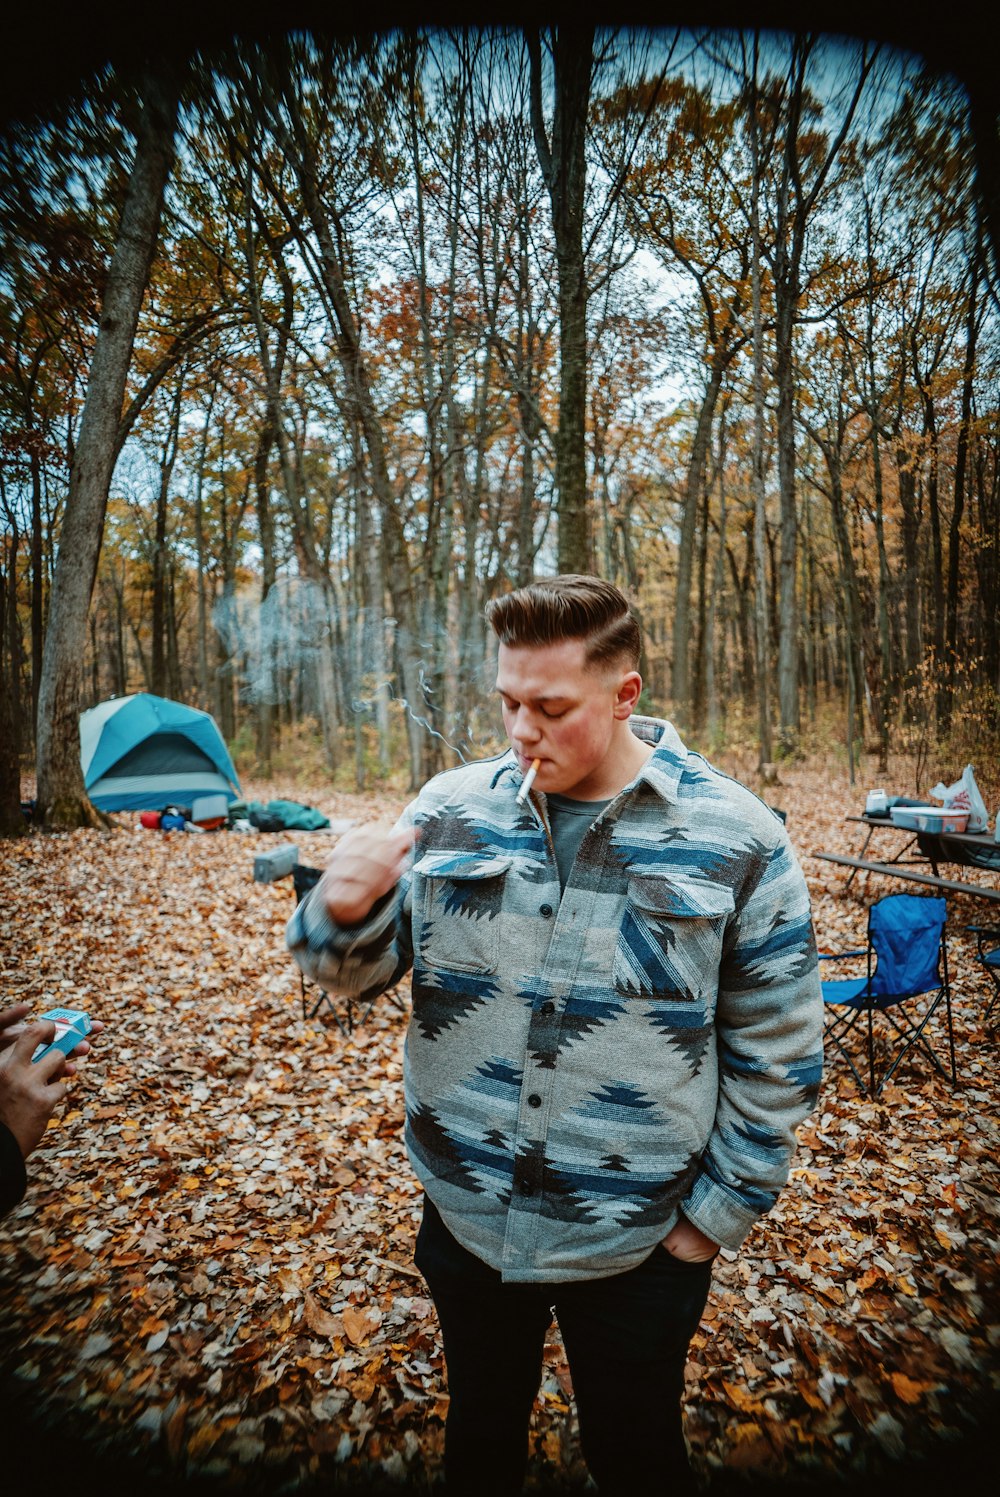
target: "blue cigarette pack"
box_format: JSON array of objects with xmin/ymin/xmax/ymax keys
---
[{"xmin": 31, "ymin": 1007, "xmax": 92, "ymax": 1064}]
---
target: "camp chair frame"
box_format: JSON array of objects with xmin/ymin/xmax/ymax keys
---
[
  {"xmin": 820, "ymin": 894, "xmax": 955, "ymax": 1098},
  {"xmin": 966, "ymin": 924, "xmax": 1000, "ymax": 1022},
  {"xmin": 291, "ymin": 864, "xmax": 405, "ymax": 1036}
]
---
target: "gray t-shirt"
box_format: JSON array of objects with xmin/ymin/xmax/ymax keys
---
[{"xmin": 547, "ymin": 793, "xmax": 612, "ymax": 890}]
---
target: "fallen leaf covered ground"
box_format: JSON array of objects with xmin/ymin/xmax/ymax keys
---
[{"xmin": 1, "ymin": 754, "xmax": 998, "ymax": 1494}]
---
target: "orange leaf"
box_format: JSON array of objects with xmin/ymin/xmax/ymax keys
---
[
  {"xmin": 344, "ymin": 1299, "xmax": 383, "ymax": 1347},
  {"xmin": 343, "ymin": 1304, "xmax": 373, "ymax": 1347},
  {"xmin": 890, "ymin": 1371, "xmax": 934, "ymax": 1404},
  {"xmin": 303, "ymin": 1290, "xmax": 341, "ymax": 1339},
  {"xmin": 722, "ymin": 1379, "xmax": 764, "ymax": 1415}
]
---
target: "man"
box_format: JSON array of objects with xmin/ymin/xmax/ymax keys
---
[
  {"xmin": 0, "ymin": 1003, "xmax": 99, "ymax": 1218},
  {"xmin": 288, "ymin": 575, "xmax": 823, "ymax": 1496}
]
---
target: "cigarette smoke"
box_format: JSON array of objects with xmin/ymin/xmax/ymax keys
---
[{"xmin": 211, "ymin": 576, "xmax": 500, "ymax": 760}]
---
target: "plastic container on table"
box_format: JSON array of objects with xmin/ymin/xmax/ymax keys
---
[{"xmin": 889, "ymin": 805, "xmax": 970, "ymax": 834}]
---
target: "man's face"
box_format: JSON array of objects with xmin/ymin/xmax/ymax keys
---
[{"xmin": 495, "ymin": 638, "xmax": 639, "ymax": 801}]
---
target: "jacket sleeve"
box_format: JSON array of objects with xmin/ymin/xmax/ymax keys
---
[
  {"xmin": 0, "ymin": 1119, "xmax": 27, "ymax": 1219},
  {"xmin": 286, "ymin": 802, "xmax": 416, "ymax": 1000},
  {"xmin": 680, "ymin": 829, "xmax": 824, "ymax": 1250}
]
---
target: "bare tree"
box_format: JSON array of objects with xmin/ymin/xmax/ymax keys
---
[
  {"xmin": 763, "ymin": 37, "xmax": 876, "ymax": 752},
  {"xmin": 36, "ymin": 72, "xmax": 179, "ymax": 826},
  {"xmin": 528, "ymin": 26, "xmax": 594, "ymax": 574}
]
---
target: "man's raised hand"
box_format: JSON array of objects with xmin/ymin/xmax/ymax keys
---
[
  {"xmin": 0, "ymin": 1022, "xmax": 70, "ymax": 1159},
  {"xmin": 319, "ymin": 823, "xmax": 417, "ymax": 927}
]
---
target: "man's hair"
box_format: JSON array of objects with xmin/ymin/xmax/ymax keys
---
[{"xmin": 485, "ymin": 575, "xmax": 641, "ymax": 671}]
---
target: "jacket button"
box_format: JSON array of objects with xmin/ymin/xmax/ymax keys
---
[
  {"xmin": 541, "ymin": 1002, "xmax": 555, "ymax": 1015},
  {"xmin": 528, "ymin": 1093, "xmax": 542, "ymax": 1108},
  {"xmin": 539, "ymin": 903, "xmax": 553, "ymax": 918}
]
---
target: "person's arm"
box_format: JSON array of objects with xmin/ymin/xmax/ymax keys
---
[
  {"xmin": 679, "ymin": 828, "xmax": 824, "ymax": 1252},
  {"xmin": 287, "ymin": 809, "xmax": 418, "ymax": 998}
]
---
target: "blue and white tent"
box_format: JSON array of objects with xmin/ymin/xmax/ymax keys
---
[{"xmin": 80, "ymin": 694, "xmax": 241, "ymax": 812}]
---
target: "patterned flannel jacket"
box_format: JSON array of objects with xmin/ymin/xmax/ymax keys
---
[{"xmin": 287, "ymin": 716, "xmax": 823, "ymax": 1282}]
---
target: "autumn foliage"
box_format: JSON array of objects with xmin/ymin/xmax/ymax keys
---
[{"xmin": 1, "ymin": 30, "xmax": 998, "ymax": 811}]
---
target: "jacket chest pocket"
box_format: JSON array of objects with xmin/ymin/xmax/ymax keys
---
[
  {"xmin": 613, "ymin": 874, "xmax": 734, "ymax": 1004},
  {"xmin": 413, "ymin": 850, "xmax": 512, "ymax": 975}
]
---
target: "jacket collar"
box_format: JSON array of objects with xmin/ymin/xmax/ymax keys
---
[{"xmin": 628, "ymin": 715, "xmax": 687, "ymax": 804}]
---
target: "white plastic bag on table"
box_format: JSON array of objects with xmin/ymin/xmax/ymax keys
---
[{"xmin": 929, "ymin": 764, "xmax": 989, "ymax": 833}]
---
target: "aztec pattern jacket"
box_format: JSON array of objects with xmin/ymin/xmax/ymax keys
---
[{"xmin": 287, "ymin": 716, "xmax": 823, "ymax": 1283}]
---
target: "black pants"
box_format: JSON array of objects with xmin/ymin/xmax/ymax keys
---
[{"xmin": 414, "ymin": 1199, "xmax": 714, "ymax": 1497}]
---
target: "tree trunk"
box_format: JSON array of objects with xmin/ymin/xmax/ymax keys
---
[
  {"xmin": 916, "ymin": 386, "xmax": 947, "ymax": 720},
  {"xmin": 112, "ymin": 568, "xmax": 127, "ymax": 696},
  {"xmin": 943, "ymin": 231, "xmax": 982, "ymax": 726},
  {"xmin": 672, "ymin": 359, "xmax": 725, "ymax": 729},
  {"xmin": 827, "ymin": 463, "xmax": 865, "ymax": 755},
  {"xmin": 36, "ymin": 72, "xmax": 178, "ymax": 826},
  {"xmin": 30, "ymin": 452, "xmax": 43, "ymax": 745},
  {"xmin": 765, "ymin": 38, "xmax": 871, "ymax": 754},
  {"xmin": 706, "ymin": 414, "xmax": 728, "ymax": 747},
  {"xmin": 769, "ymin": 45, "xmax": 803, "ymax": 755},
  {"xmin": 193, "ymin": 388, "xmax": 215, "ymax": 709},
  {"xmin": 896, "ymin": 447, "xmax": 922, "ymax": 686},
  {"xmin": 973, "ymin": 437, "xmax": 1000, "ymax": 688},
  {"xmin": 802, "ymin": 489, "xmax": 816, "ymax": 725},
  {"xmin": 0, "ymin": 531, "xmax": 27, "ymax": 836},
  {"xmin": 773, "ymin": 283, "xmax": 800, "ymax": 753},
  {"xmin": 748, "ymin": 45, "xmax": 772, "ymax": 768},
  {"xmin": 869, "ymin": 423, "xmax": 892, "ymax": 773},
  {"xmin": 457, "ymin": 349, "xmax": 492, "ymax": 737},
  {"xmin": 407, "ymin": 44, "xmax": 450, "ymax": 778},
  {"xmin": 528, "ymin": 27, "xmax": 594, "ymax": 574},
  {"xmin": 166, "ymin": 562, "xmax": 182, "ymax": 702},
  {"xmin": 281, "ymin": 106, "xmax": 424, "ymax": 785},
  {"xmin": 254, "ymin": 417, "xmax": 278, "ymax": 777},
  {"xmin": 241, "ymin": 156, "xmax": 341, "ymax": 770},
  {"xmin": 150, "ymin": 376, "xmax": 183, "ymax": 698}
]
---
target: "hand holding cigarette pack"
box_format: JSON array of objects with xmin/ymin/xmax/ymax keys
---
[{"xmin": 31, "ymin": 1008, "xmax": 92, "ymax": 1064}]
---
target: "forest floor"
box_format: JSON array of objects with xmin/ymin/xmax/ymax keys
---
[{"xmin": 1, "ymin": 752, "xmax": 999, "ymax": 1496}]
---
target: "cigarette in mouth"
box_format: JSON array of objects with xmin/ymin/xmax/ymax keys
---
[{"xmin": 516, "ymin": 758, "xmax": 541, "ymax": 805}]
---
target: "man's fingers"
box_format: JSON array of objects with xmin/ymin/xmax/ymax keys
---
[
  {"xmin": 33, "ymin": 1045, "xmax": 70, "ymax": 1083},
  {"xmin": 0, "ymin": 1001, "xmax": 31, "ymax": 1030},
  {"xmin": 323, "ymin": 830, "xmax": 415, "ymax": 888},
  {"xmin": 376, "ymin": 827, "xmax": 418, "ymax": 881},
  {"xmin": 0, "ymin": 1002, "xmax": 32, "ymax": 1050},
  {"xmin": 67, "ymin": 1019, "xmax": 103, "ymax": 1058},
  {"xmin": 14, "ymin": 1023, "xmax": 73, "ymax": 1083},
  {"xmin": 43, "ymin": 1079, "xmax": 68, "ymax": 1109},
  {"xmin": 67, "ymin": 1020, "xmax": 101, "ymax": 1055},
  {"xmin": 316, "ymin": 821, "xmax": 418, "ymax": 925},
  {"xmin": 12, "ymin": 1021, "xmax": 55, "ymax": 1062},
  {"xmin": 326, "ymin": 823, "xmax": 416, "ymax": 861}
]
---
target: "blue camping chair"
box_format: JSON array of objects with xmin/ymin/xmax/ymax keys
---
[
  {"xmin": 966, "ymin": 924, "xmax": 1000, "ymax": 1022},
  {"xmin": 820, "ymin": 894, "xmax": 955, "ymax": 1097}
]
